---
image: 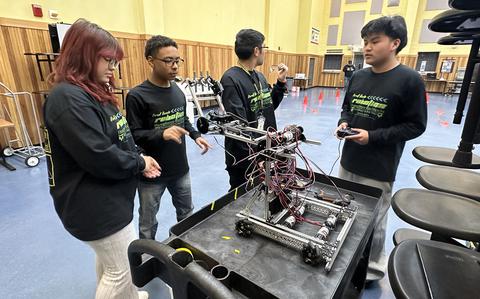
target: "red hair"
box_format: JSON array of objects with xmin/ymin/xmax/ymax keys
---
[{"xmin": 49, "ymin": 19, "xmax": 124, "ymax": 105}]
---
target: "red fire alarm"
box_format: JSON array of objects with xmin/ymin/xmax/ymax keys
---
[{"xmin": 32, "ymin": 4, "xmax": 43, "ymax": 17}]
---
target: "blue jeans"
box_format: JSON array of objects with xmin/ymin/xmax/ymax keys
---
[
  {"xmin": 138, "ymin": 172, "xmax": 194, "ymax": 239},
  {"xmin": 344, "ymin": 76, "xmax": 351, "ymax": 89}
]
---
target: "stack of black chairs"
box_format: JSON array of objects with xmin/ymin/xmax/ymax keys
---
[{"xmin": 388, "ymin": 1, "xmax": 480, "ymax": 298}]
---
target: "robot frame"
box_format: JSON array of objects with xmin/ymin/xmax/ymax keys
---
[{"xmin": 181, "ymin": 75, "xmax": 357, "ymax": 272}]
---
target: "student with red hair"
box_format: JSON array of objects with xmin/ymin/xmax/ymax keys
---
[{"xmin": 44, "ymin": 19, "xmax": 158, "ymax": 299}]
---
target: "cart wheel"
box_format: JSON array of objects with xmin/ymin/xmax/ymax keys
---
[
  {"xmin": 302, "ymin": 242, "xmax": 323, "ymax": 266},
  {"xmin": 25, "ymin": 156, "xmax": 40, "ymax": 167},
  {"xmin": 235, "ymin": 219, "xmax": 253, "ymax": 237},
  {"xmin": 2, "ymin": 147, "xmax": 14, "ymax": 157}
]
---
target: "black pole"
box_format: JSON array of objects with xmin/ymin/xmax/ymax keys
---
[
  {"xmin": 452, "ymin": 63, "xmax": 480, "ymax": 166},
  {"xmin": 453, "ymin": 39, "xmax": 480, "ymax": 124}
]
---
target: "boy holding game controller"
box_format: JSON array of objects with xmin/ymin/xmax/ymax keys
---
[{"xmin": 335, "ymin": 16, "xmax": 427, "ymax": 286}]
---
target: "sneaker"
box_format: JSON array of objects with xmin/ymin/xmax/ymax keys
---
[{"xmin": 138, "ymin": 290, "xmax": 149, "ymax": 299}]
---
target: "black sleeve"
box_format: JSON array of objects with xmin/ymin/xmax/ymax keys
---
[
  {"xmin": 338, "ymin": 74, "xmax": 355, "ymax": 125},
  {"xmin": 126, "ymin": 91, "xmax": 165, "ymax": 148},
  {"xmin": 50, "ymin": 104, "xmax": 145, "ymax": 180},
  {"xmin": 221, "ymin": 75, "xmax": 250, "ymax": 152},
  {"xmin": 184, "ymin": 102, "xmax": 201, "ymax": 140},
  {"xmin": 342, "ymin": 65, "xmax": 347, "ymax": 72},
  {"xmin": 221, "ymin": 75, "xmax": 249, "ymax": 122},
  {"xmin": 369, "ymin": 77, "xmax": 428, "ymax": 144},
  {"xmin": 271, "ymin": 80, "xmax": 286, "ymax": 110}
]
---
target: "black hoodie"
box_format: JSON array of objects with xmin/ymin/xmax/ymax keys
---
[
  {"xmin": 338, "ymin": 64, "xmax": 427, "ymax": 182},
  {"xmin": 44, "ymin": 82, "xmax": 145, "ymax": 241},
  {"xmin": 126, "ymin": 80, "xmax": 201, "ymax": 181},
  {"xmin": 220, "ymin": 66, "xmax": 286, "ymax": 170}
]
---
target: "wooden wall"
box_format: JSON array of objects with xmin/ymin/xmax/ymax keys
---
[
  {"xmin": 0, "ymin": 17, "xmax": 470, "ymax": 149},
  {"xmin": 0, "ymin": 19, "xmax": 52, "ymax": 149}
]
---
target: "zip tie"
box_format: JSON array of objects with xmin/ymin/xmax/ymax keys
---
[
  {"xmin": 234, "ymin": 188, "xmax": 238, "ymax": 200},
  {"xmin": 234, "ymin": 249, "xmax": 240, "ymax": 254},
  {"xmin": 210, "ymin": 201, "xmax": 215, "ymax": 210},
  {"xmin": 222, "ymin": 236, "xmax": 232, "ymax": 240}
]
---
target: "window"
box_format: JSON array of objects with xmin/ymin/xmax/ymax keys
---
[
  {"xmin": 327, "ymin": 25, "xmax": 339, "ymax": 46},
  {"xmin": 370, "ymin": 0, "xmax": 383, "ymax": 14},
  {"xmin": 341, "ymin": 11, "xmax": 366, "ymax": 45},
  {"xmin": 330, "ymin": 0, "xmax": 341, "ymax": 17},
  {"xmin": 415, "ymin": 52, "xmax": 440, "ymax": 72},
  {"xmin": 324, "ymin": 55, "xmax": 343, "ymax": 70},
  {"xmin": 425, "ymin": 0, "xmax": 450, "ymax": 11},
  {"xmin": 419, "ymin": 20, "xmax": 444, "ymax": 43},
  {"xmin": 387, "ymin": 0, "xmax": 400, "ymax": 6}
]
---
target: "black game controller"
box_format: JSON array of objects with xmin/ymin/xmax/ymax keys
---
[{"xmin": 337, "ymin": 127, "xmax": 360, "ymax": 138}]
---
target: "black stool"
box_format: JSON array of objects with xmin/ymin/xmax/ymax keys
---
[
  {"xmin": 429, "ymin": 9, "xmax": 480, "ymax": 33},
  {"xmin": 416, "ymin": 165, "xmax": 480, "ymax": 201},
  {"xmin": 412, "ymin": 146, "xmax": 480, "ymax": 168},
  {"xmin": 449, "ymin": 0, "xmax": 480, "ymax": 10},
  {"xmin": 438, "ymin": 32, "xmax": 480, "ymax": 45},
  {"xmin": 392, "ymin": 188, "xmax": 480, "ymax": 246},
  {"xmin": 392, "ymin": 228, "xmax": 430, "ymax": 246},
  {"xmin": 414, "ymin": 10, "xmax": 480, "ymax": 168},
  {"xmin": 388, "ymin": 239, "xmax": 480, "ymax": 299}
]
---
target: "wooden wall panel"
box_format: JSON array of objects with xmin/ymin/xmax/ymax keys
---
[
  {"xmin": 423, "ymin": 55, "xmax": 468, "ymax": 93},
  {"xmin": 0, "ymin": 25, "xmax": 52, "ymax": 149},
  {"xmin": 398, "ymin": 55, "xmax": 417, "ymax": 69},
  {"xmin": 0, "ymin": 18, "xmax": 471, "ymax": 149}
]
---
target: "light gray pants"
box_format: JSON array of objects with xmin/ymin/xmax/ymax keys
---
[
  {"xmin": 339, "ymin": 165, "xmax": 393, "ymax": 281},
  {"xmin": 85, "ymin": 222, "xmax": 139, "ymax": 299}
]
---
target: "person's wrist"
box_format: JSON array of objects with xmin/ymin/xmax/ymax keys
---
[{"xmin": 139, "ymin": 155, "xmax": 147, "ymax": 172}]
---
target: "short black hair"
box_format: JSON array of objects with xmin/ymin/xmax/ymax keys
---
[
  {"xmin": 361, "ymin": 16, "xmax": 407, "ymax": 54},
  {"xmin": 145, "ymin": 35, "xmax": 177, "ymax": 58},
  {"xmin": 234, "ymin": 29, "xmax": 265, "ymax": 60}
]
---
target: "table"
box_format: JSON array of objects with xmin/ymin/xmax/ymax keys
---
[
  {"xmin": 444, "ymin": 80, "xmax": 475, "ymax": 96},
  {"xmin": 293, "ymin": 78, "xmax": 309, "ymax": 90},
  {"xmin": 423, "ymin": 79, "xmax": 449, "ymax": 94}
]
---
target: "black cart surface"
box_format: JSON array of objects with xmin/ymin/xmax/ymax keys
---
[{"xmin": 129, "ymin": 171, "xmax": 382, "ymax": 299}]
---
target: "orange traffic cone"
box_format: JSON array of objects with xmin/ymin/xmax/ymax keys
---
[{"xmin": 335, "ymin": 88, "xmax": 340, "ymax": 101}]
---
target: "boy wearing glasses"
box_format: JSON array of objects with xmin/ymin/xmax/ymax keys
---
[
  {"xmin": 221, "ymin": 29, "xmax": 288, "ymax": 190},
  {"xmin": 126, "ymin": 35, "xmax": 212, "ymax": 240}
]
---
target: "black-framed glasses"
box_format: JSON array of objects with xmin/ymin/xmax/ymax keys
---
[
  {"xmin": 103, "ymin": 57, "xmax": 120, "ymax": 69},
  {"xmin": 153, "ymin": 57, "xmax": 185, "ymax": 67}
]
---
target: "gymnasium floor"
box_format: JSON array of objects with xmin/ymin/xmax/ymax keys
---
[{"xmin": 0, "ymin": 86, "xmax": 471, "ymax": 299}]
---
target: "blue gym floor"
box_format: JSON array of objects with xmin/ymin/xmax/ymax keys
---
[{"xmin": 0, "ymin": 87, "xmax": 473, "ymax": 299}]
